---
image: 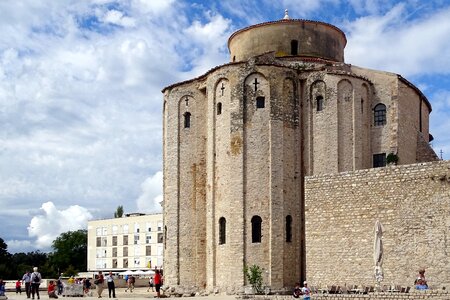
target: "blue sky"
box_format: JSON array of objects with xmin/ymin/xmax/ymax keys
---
[{"xmin": 1, "ymin": 0, "xmax": 449, "ymax": 253}]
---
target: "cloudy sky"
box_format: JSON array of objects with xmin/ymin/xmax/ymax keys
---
[{"xmin": 1, "ymin": 0, "xmax": 450, "ymax": 254}]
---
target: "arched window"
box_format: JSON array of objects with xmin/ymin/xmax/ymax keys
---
[
  {"xmin": 316, "ymin": 95, "xmax": 324, "ymax": 111},
  {"xmin": 217, "ymin": 102, "xmax": 222, "ymax": 115},
  {"xmin": 219, "ymin": 217, "xmax": 226, "ymax": 245},
  {"xmin": 291, "ymin": 40, "xmax": 298, "ymax": 55},
  {"xmin": 184, "ymin": 112, "xmax": 191, "ymax": 128},
  {"xmin": 251, "ymin": 215, "xmax": 262, "ymax": 243},
  {"xmin": 374, "ymin": 103, "xmax": 386, "ymax": 126},
  {"xmin": 285, "ymin": 215, "xmax": 292, "ymax": 242}
]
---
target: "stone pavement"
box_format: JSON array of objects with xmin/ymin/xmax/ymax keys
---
[{"xmin": 2, "ymin": 287, "xmax": 238, "ymax": 300}]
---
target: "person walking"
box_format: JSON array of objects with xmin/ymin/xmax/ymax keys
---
[
  {"xmin": 301, "ymin": 281, "xmax": 311, "ymax": 300},
  {"xmin": 148, "ymin": 276, "xmax": 154, "ymax": 292},
  {"xmin": 106, "ymin": 272, "xmax": 116, "ymax": 298},
  {"xmin": 22, "ymin": 271, "xmax": 32, "ymax": 298},
  {"xmin": 57, "ymin": 275, "xmax": 63, "ymax": 295},
  {"xmin": 95, "ymin": 271, "xmax": 105, "ymax": 298},
  {"xmin": 30, "ymin": 267, "xmax": 42, "ymax": 300},
  {"xmin": 154, "ymin": 270, "xmax": 162, "ymax": 298}
]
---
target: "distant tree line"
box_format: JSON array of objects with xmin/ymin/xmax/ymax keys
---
[{"xmin": 0, "ymin": 229, "xmax": 87, "ymax": 280}]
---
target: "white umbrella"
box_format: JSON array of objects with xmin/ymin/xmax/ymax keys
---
[
  {"xmin": 374, "ymin": 220, "xmax": 384, "ymax": 287},
  {"xmin": 143, "ymin": 270, "xmax": 155, "ymax": 275},
  {"xmin": 118, "ymin": 270, "xmax": 134, "ymax": 275}
]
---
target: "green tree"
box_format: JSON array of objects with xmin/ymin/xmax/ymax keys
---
[
  {"xmin": 114, "ymin": 205, "xmax": 124, "ymax": 218},
  {"xmin": 49, "ymin": 230, "xmax": 87, "ymax": 276},
  {"xmin": 0, "ymin": 238, "xmax": 13, "ymax": 279}
]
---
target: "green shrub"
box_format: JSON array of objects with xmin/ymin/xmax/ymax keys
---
[{"xmin": 244, "ymin": 264, "xmax": 263, "ymax": 293}]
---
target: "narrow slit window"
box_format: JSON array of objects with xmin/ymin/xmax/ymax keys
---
[
  {"xmin": 217, "ymin": 102, "xmax": 222, "ymax": 115},
  {"xmin": 316, "ymin": 95, "xmax": 324, "ymax": 111},
  {"xmin": 291, "ymin": 40, "xmax": 298, "ymax": 55},
  {"xmin": 219, "ymin": 217, "xmax": 226, "ymax": 245},
  {"xmin": 251, "ymin": 215, "xmax": 262, "ymax": 243},
  {"xmin": 256, "ymin": 97, "xmax": 265, "ymax": 109},
  {"xmin": 286, "ymin": 215, "xmax": 292, "ymax": 242},
  {"xmin": 184, "ymin": 112, "xmax": 191, "ymax": 128}
]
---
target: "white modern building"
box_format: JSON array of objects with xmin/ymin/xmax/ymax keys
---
[{"xmin": 87, "ymin": 213, "xmax": 164, "ymax": 272}]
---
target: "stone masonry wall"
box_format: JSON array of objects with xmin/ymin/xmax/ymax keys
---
[{"xmin": 305, "ymin": 160, "xmax": 450, "ymax": 290}]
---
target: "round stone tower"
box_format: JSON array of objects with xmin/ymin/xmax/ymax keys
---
[{"xmin": 228, "ymin": 15, "xmax": 346, "ymax": 62}]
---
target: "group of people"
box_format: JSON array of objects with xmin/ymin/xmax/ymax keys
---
[
  {"xmin": 292, "ymin": 281, "xmax": 310, "ymax": 300},
  {"xmin": 93, "ymin": 269, "xmax": 163, "ymax": 298},
  {"xmin": 21, "ymin": 267, "xmax": 42, "ymax": 299}
]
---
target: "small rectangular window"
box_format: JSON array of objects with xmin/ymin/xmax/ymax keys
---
[
  {"xmin": 112, "ymin": 247, "xmax": 117, "ymax": 257},
  {"xmin": 123, "ymin": 258, "xmax": 128, "ymax": 268},
  {"xmin": 112, "ymin": 236, "xmax": 117, "ymax": 246},
  {"xmin": 373, "ymin": 153, "xmax": 386, "ymax": 168},
  {"xmin": 256, "ymin": 97, "xmax": 265, "ymax": 109},
  {"xmin": 123, "ymin": 235, "xmax": 128, "ymax": 245},
  {"xmin": 146, "ymin": 245, "xmax": 152, "ymax": 256},
  {"xmin": 157, "ymin": 233, "xmax": 164, "ymax": 243},
  {"xmin": 123, "ymin": 247, "xmax": 128, "ymax": 257}
]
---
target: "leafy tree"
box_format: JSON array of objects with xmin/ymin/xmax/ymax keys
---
[
  {"xmin": 0, "ymin": 238, "xmax": 13, "ymax": 279},
  {"xmin": 114, "ymin": 205, "xmax": 124, "ymax": 218},
  {"xmin": 49, "ymin": 230, "xmax": 87, "ymax": 276}
]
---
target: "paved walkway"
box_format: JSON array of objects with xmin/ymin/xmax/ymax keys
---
[{"xmin": 2, "ymin": 288, "xmax": 237, "ymax": 300}]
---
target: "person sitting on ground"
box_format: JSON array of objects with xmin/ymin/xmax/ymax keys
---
[
  {"xmin": 416, "ymin": 269, "xmax": 427, "ymax": 286},
  {"xmin": 301, "ymin": 281, "xmax": 311, "ymax": 300},
  {"xmin": 293, "ymin": 282, "xmax": 302, "ymax": 298},
  {"xmin": 48, "ymin": 281, "xmax": 58, "ymax": 299},
  {"xmin": 15, "ymin": 279, "xmax": 22, "ymax": 294},
  {"xmin": 415, "ymin": 278, "xmax": 428, "ymax": 290}
]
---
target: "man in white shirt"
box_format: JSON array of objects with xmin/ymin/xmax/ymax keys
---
[{"xmin": 105, "ymin": 272, "xmax": 116, "ymax": 298}]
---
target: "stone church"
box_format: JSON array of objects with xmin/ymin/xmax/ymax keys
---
[{"xmin": 162, "ymin": 13, "xmax": 448, "ymax": 293}]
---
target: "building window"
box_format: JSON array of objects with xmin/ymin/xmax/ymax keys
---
[
  {"xmin": 157, "ymin": 233, "xmax": 163, "ymax": 243},
  {"xmin": 374, "ymin": 103, "xmax": 386, "ymax": 126},
  {"xmin": 291, "ymin": 40, "xmax": 298, "ymax": 55},
  {"xmin": 123, "ymin": 258, "xmax": 128, "ymax": 268},
  {"xmin": 112, "ymin": 236, "xmax": 117, "ymax": 246},
  {"xmin": 316, "ymin": 95, "xmax": 324, "ymax": 111},
  {"xmin": 101, "ymin": 237, "xmax": 107, "ymax": 247},
  {"xmin": 157, "ymin": 222, "xmax": 163, "ymax": 231},
  {"xmin": 112, "ymin": 259, "xmax": 117, "ymax": 268},
  {"xmin": 286, "ymin": 215, "xmax": 292, "ymax": 243},
  {"xmin": 219, "ymin": 217, "xmax": 226, "ymax": 245},
  {"xmin": 112, "ymin": 247, "xmax": 117, "ymax": 257},
  {"xmin": 146, "ymin": 222, "xmax": 152, "ymax": 232},
  {"xmin": 96, "ymin": 227, "xmax": 102, "ymax": 236},
  {"xmin": 102, "ymin": 227, "xmax": 107, "ymax": 236},
  {"xmin": 123, "ymin": 235, "xmax": 128, "ymax": 246},
  {"xmin": 217, "ymin": 102, "xmax": 222, "ymax": 115},
  {"xmin": 184, "ymin": 112, "xmax": 191, "ymax": 128},
  {"xmin": 146, "ymin": 234, "xmax": 152, "ymax": 244},
  {"xmin": 373, "ymin": 153, "xmax": 386, "ymax": 168},
  {"xmin": 251, "ymin": 215, "xmax": 262, "ymax": 243},
  {"xmin": 146, "ymin": 246, "xmax": 152, "ymax": 256},
  {"xmin": 256, "ymin": 97, "xmax": 265, "ymax": 109},
  {"xmin": 123, "ymin": 247, "xmax": 128, "ymax": 257},
  {"xmin": 134, "ymin": 234, "xmax": 139, "ymax": 245},
  {"xmin": 112, "ymin": 225, "xmax": 118, "ymax": 235},
  {"xmin": 96, "ymin": 237, "xmax": 101, "ymax": 247},
  {"xmin": 134, "ymin": 258, "xmax": 140, "ymax": 267},
  {"xmin": 123, "ymin": 224, "xmax": 129, "ymax": 234}
]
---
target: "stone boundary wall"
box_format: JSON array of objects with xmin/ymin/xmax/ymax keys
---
[
  {"xmin": 304, "ymin": 160, "xmax": 450, "ymax": 289},
  {"xmin": 244, "ymin": 291, "xmax": 450, "ymax": 300}
]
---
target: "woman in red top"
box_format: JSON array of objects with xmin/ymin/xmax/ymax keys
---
[
  {"xmin": 153, "ymin": 270, "xmax": 162, "ymax": 298},
  {"xmin": 47, "ymin": 280, "xmax": 58, "ymax": 298},
  {"xmin": 15, "ymin": 279, "xmax": 22, "ymax": 294}
]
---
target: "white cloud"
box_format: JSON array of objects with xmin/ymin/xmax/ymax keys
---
[
  {"xmin": 344, "ymin": 5, "xmax": 450, "ymax": 76},
  {"xmin": 102, "ymin": 10, "xmax": 136, "ymax": 28},
  {"xmin": 136, "ymin": 171, "xmax": 163, "ymax": 213},
  {"xmin": 6, "ymin": 240, "xmax": 33, "ymax": 254},
  {"xmin": 27, "ymin": 202, "xmax": 93, "ymax": 250}
]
